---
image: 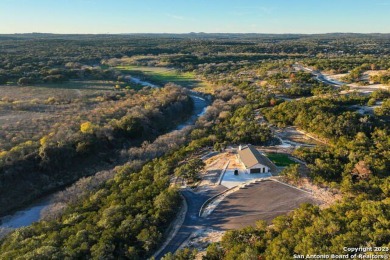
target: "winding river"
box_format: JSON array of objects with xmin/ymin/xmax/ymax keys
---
[{"xmin": 0, "ymin": 77, "xmax": 209, "ymax": 230}]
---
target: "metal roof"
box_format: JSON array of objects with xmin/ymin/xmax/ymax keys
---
[{"xmin": 238, "ymin": 145, "xmax": 276, "ymax": 170}]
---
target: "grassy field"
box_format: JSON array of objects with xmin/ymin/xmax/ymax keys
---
[
  {"xmin": 266, "ymin": 153, "xmax": 297, "ymax": 167},
  {"xmin": 116, "ymin": 65, "xmax": 212, "ymax": 91}
]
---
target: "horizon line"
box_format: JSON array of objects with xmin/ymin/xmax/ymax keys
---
[{"xmin": 1, "ymin": 32, "xmax": 390, "ymax": 36}]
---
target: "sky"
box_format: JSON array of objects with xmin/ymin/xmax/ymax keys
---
[{"xmin": 1, "ymin": 0, "xmax": 390, "ymax": 34}]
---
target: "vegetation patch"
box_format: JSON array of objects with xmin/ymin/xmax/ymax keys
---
[
  {"xmin": 266, "ymin": 153, "xmax": 297, "ymax": 167},
  {"xmin": 116, "ymin": 65, "xmax": 209, "ymax": 88}
]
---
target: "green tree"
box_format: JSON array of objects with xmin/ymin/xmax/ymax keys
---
[
  {"xmin": 280, "ymin": 164, "xmax": 301, "ymax": 184},
  {"xmin": 174, "ymin": 158, "xmax": 205, "ymax": 183}
]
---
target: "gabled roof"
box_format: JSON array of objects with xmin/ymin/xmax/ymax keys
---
[{"xmin": 238, "ymin": 145, "xmax": 276, "ymax": 170}]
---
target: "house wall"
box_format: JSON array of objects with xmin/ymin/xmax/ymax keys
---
[{"xmin": 248, "ymin": 163, "xmax": 269, "ymax": 174}]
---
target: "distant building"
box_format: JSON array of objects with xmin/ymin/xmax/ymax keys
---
[{"xmin": 238, "ymin": 145, "xmax": 276, "ymax": 174}]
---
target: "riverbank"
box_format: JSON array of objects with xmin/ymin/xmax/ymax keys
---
[
  {"xmin": 0, "ymin": 75, "xmax": 209, "ymax": 233},
  {"xmin": 0, "ymin": 195, "xmax": 54, "ymax": 229}
]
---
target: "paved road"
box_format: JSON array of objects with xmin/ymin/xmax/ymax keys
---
[
  {"xmin": 156, "ymin": 180, "xmax": 316, "ymax": 258},
  {"xmin": 155, "ymin": 186, "xmax": 226, "ymax": 259}
]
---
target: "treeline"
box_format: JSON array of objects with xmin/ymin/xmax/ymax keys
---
[
  {"xmin": 0, "ymin": 86, "xmax": 193, "ymax": 215},
  {"xmin": 268, "ymin": 70, "xmax": 334, "ymax": 97},
  {"xmin": 375, "ymin": 98, "xmax": 390, "ymax": 117},
  {"xmin": 293, "ymin": 127, "xmax": 390, "ymax": 184},
  {"xmin": 262, "ymin": 94, "xmax": 374, "ymax": 141},
  {"xmin": 190, "ymin": 84, "xmax": 274, "ymax": 148},
  {"xmin": 262, "ymin": 92, "xmax": 390, "ymax": 183},
  {"xmin": 212, "ymin": 104, "xmax": 273, "ymax": 146},
  {"xmin": 0, "ymin": 36, "xmax": 182, "ymax": 85},
  {"xmin": 370, "ymin": 71, "xmax": 390, "ymax": 85},
  {"xmin": 14, "ymin": 64, "xmax": 119, "ymax": 85},
  {"xmin": 193, "ymin": 58, "xmax": 336, "ymax": 100},
  {"xmin": 304, "ymin": 57, "xmax": 390, "ymax": 74},
  {"xmin": 2, "ymin": 34, "xmax": 390, "ymax": 85}
]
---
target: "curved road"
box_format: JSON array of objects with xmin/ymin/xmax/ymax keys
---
[
  {"xmin": 155, "ymin": 187, "xmax": 225, "ymax": 259},
  {"xmin": 294, "ymin": 64, "xmax": 344, "ymax": 86},
  {"xmin": 156, "ymin": 180, "xmax": 317, "ymax": 259}
]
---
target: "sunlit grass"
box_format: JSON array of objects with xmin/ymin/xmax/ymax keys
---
[
  {"xmin": 116, "ymin": 65, "xmax": 212, "ymax": 90},
  {"xmin": 266, "ymin": 153, "xmax": 297, "ymax": 167}
]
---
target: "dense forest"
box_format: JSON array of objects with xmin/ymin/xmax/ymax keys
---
[
  {"xmin": 0, "ymin": 33, "xmax": 390, "ymax": 259},
  {"xmin": 2, "ymin": 33, "xmax": 390, "ymax": 86}
]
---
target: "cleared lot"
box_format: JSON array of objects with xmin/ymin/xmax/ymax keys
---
[{"xmin": 207, "ymin": 180, "xmax": 317, "ymax": 230}]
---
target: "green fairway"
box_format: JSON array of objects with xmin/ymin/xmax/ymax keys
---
[
  {"xmin": 116, "ymin": 65, "xmax": 209, "ymax": 89},
  {"xmin": 266, "ymin": 153, "xmax": 297, "ymax": 167}
]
